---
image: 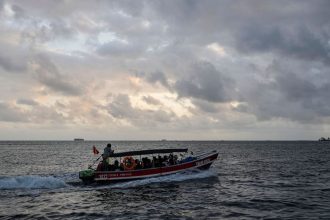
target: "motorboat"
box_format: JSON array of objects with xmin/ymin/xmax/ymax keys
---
[{"xmin": 79, "ymin": 148, "xmax": 218, "ymax": 184}]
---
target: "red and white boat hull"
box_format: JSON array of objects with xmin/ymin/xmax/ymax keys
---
[{"xmin": 92, "ymin": 151, "xmax": 218, "ymax": 182}]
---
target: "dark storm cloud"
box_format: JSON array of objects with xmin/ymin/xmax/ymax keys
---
[
  {"xmin": 191, "ymin": 99, "xmax": 219, "ymax": 113},
  {"xmin": 275, "ymin": 71, "xmax": 317, "ymax": 102},
  {"xmin": 33, "ymin": 54, "xmax": 83, "ymax": 96},
  {"xmin": 236, "ymin": 26, "xmax": 330, "ymax": 64},
  {"xmin": 0, "ymin": 54, "xmax": 27, "ymax": 73},
  {"xmin": 138, "ymin": 0, "xmax": 330, "ymax": 123},
  {"xmin": 107, "ymin": 94, "xmax": 134, "ymax": 119},
  {"xmin": 7, "ymin": 2, "xmax": 77, "ymax": 46},
  {"xmin": 0, "ymin": 0, "xmax": 4, "ymax": 11},
  {"xmin": 11, "ymin": 4, "xmax": 26, "ymax": 19},
  {"xmin": 0, "ymin": 103, "xmax": 27, "ymax": 122},
  {"xmin": 174, "ymin": 62, "xmax": 235, "ymax": 103},
  {"xmin": 145, "ymin": 71, "xmax": 170, "ymax": 88},
  {"xmin": 237, "ymin": 59, "xmax": 330, "ymax": 123},
  {"xmin": 107, "ymin": 94, "xmax": 175, "ymax": 126},
  {"xmin": 274, "ymin": 72, "xmax": 330, "ymax": 120},
  {"xmin": 142, "ymin": 96, "xmax": 161, "ymax": 105},
  {"xmin": 0, "ymin": 41, "xmax": 32, "ymax": 74},
  {"xmin": 140, "ymin": 62, "xmax": 237, "ymax": 109},
  {"xmin": 146, "ymin": 0, "xmax": 330, "ymax": 64},
  {"xmin": 20, "ymin": 19, "xmax": 76, "ymax": 45},
  {"xmin": 16, "ymin": 98, "xmax": 38, "ymax": 106}
]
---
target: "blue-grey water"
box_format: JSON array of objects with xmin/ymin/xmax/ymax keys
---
[{"xmin": 0, "ymin": 141, "xmax": 330, "ymax": 219}]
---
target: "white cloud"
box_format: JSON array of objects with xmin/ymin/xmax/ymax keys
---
[{"xmin": 206, "ymin": 43, "xmax": 226, "ymax": 57}]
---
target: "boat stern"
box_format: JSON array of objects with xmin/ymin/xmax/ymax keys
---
[{"xmin": 79, "ymin": 169, "xmax": 95, "ymax": 184}]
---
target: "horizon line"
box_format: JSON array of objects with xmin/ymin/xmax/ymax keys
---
[{"xmin": 0, "ymin": 139, "xmax": 320, "ymax": 142}]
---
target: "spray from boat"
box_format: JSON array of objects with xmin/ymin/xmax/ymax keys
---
[{"xmin": 0, "ymin": 175, "xmax": 68, "ymax": 190}]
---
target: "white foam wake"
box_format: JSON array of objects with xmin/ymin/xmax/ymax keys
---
[
  {"xmin": 109, "ymin": 169, "xmax": 217, "ymax": 189},
  {"xmin": 0, "ymin": 175, "xmax": 68, "ymax": 190}
]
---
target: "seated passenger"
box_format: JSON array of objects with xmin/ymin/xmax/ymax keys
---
[
  {"xmin": 143, "ymin": 157, "xmax": 151, "ymax": 168},
  {"xmin": 120, "ymin": 162, "xmax": 124, "ymax": 171},
  {"xmin": 109, "ymin": 164, "xmax": 116, "ymax": 171},
  {"xmin": 114, "ymin": 160, "xmax": 120, "ymax": 171},
  {"xmin": 158, "ymin": 155, "xmax": 163, "ymax": 167},
  {"xmin": 135, "ymin": 159, "xmax": 142, "ymax": 169},
  {"xmin": 162, "ymin": 155, "xmax": 169, "ymax": 166},
  {"xmin": 173, "ymin": 155, "xmax": 178, "ymax": 164},
  {"xmin": 169, "ymin": 154, "xmax": 174, "ymax": 165},
  {"xmin": 152, "ymin": 156, "xmax": 157, "ymax": 167},
  {"xmin": 142, "ymin": 157, "xmax": 147, "ymax": 168}
]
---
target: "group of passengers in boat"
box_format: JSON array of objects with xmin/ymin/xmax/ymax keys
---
[{"xmin": 97, "ymin": 143, "xmax": 181, "ymax": 171}]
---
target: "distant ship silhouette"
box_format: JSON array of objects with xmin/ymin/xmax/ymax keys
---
[
  {"xmin": 74, "ymin": 138, "xmax": 84, "ymax": 142},
  {"xmin": 318, "ymin": 137, "xmax": 330, "ymax": 141}
]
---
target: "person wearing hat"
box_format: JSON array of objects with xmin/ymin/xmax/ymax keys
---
[
  {"xmin": 95, "ymin": 143, "xmax": 114, "ymax": 171},
  {"xmin": 102, "ymin": 143, "xmax": 113, "ymax": 170},
  {"xmin": 103, "ymin": 143, "xmax": 114, "ymax": 160}
]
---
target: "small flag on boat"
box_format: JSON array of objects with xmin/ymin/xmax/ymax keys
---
[{"xmin": 93, "ymin": 146, "xmax": 99, "ymax": 155}]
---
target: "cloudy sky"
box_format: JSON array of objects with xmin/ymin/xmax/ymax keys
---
[{"xmin": 1, "ymin": 0, "xmax": 330, "ymax": 140}]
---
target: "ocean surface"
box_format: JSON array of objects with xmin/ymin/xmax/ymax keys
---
[{"xmin": 0, "ymin": 141, "xmax": 330, "ymax": 219}]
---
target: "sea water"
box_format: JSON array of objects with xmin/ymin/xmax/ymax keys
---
[{"xmin": 0, "ymin": 141, "xmax": 330, "ymax": 219}]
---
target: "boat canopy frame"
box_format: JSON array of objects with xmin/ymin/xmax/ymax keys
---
[{"xmin": 109, "ymin": 148, "xmax": 188, "ymax": 157}]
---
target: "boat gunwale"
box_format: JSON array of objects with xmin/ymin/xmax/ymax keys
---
[
  {"xmin": 94, "ymin": 161, "xmax": 215, "ymax": 181},
  {"xmin": 94, "ymin": 150, "xmax": 218, "ymax": 176}
]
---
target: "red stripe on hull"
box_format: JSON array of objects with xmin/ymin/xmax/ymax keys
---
[{"xmin": 94, "ymin": 152, "xmax": 218, "ymax": 181}]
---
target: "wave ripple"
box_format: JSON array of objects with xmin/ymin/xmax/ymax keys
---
[
  {"xmin": 0, "ymin": 175, "xmax": 67, "ymax": 189},
  {"xmin": 110, "ymin": 169, "xmax": 217, "ymax": 189}
]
